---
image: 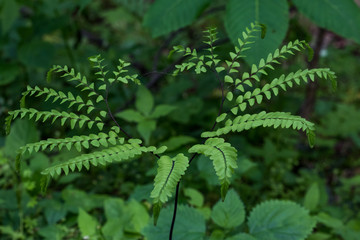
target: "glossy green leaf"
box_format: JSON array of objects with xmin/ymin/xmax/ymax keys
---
[{"xmin": 293, "ymin": 0, "xmax": 360, "ymax": 44}]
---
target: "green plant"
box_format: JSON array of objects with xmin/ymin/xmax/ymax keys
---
[{"xmin": 5, "ymin": 23, "xmax": 336, "ymax": 239}]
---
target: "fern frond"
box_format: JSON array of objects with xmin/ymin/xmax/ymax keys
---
[
  {"xmin": 5, "ymin": 115, "xmax": 12, "ymax": 135},
  {"xmin": 20, "ymin": 86, "xmax": 105, "ymax": 116},
  {"xmin": 188, "ymin": 138, "xmax": 237, "ymax": 200},
  {"xmin": 202, "ymin": 111, "xmax": 316, "ymax": 147},
  {"xmin": 229, "ymin": 40, "xmax": 308, "ymax": 89},
  {"xmin": 18, "ymin": 130, "xmax": 125, "ymax": 156},
  {"xmin": 41, "ymin": 139, "xmax": 153, "ymax": 177},
  {"xmin": 8, "ymin": 108, "xmax": 104, "ymax": 131},
  {"xmin": 223, "ymin": 22, "xmax": 262, "ymax": 76},
  {"xmin": 50, "ymin": 65, "xmax": 104, "ymax": 103},
  {"xmin": 112, "ymin": 59, "xmax": 140, "ymax": 85},
  {"xmin": 172, "ymin": 28, "xmax": 222, "ymax": 75},
  {"xmin": 232, "ymin": 68, "xmax": 336, "ymax": 113},
  {"xmin": 150, "ymin": 153, "xmax": 189, "ymax": 225}
]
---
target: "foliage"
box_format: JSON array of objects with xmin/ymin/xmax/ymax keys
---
[{"xmin": 1, "ymin": 1, "xmax": 360, "ymax": 240}]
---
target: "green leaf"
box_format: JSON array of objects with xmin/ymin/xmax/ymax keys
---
[
  {"xmin": 153, "ymin": 145, "xmax": 167, "ymax": 154},
  {"xmin": 304, "ymin": 182, "xmax": 320, "ymax": 211},
  {"xmin": 225, "ymin": 0, "xmax": 289, "ymax": 64},
  {"xmin": 137, "ymin": 120, "xmax": 156, "ymax": 145},
  {"xmin": 161, "ymin": 135, "xmax": 196, "ymax": 151},
  {"xmin": 248, "ymin": 200, "xmax": 316, "ymax": 240},
  {"xmin": 226, "ymin": 233, "xmax": 257, "ymax": 240},
  {"xmin": 293, "ymin": 0, "xmax": 360, "ymax": 44},
  {"xmin": 116, "ymin": 109, "xmax": 144, "ymax": 123},
  {"xmin": 143, "ymin": 205, "xmax": 205, "ymax": 240},
  {"xmin": 0, "ymin": 0, "xmax": 20, "ymax": 34},
  {"xmin": 136, "ymin": 86, "xmax": 154, "ymax": 116},
  {"xmin": 184, "ymin": 188, "xmax": 204, "ymax": 207},
  {"xmin": 307, "ymin": 129, "xmax": 316, "ymax": 148},
  {"xmin": 189, "ymin": 138, "xmax": 238, "ymax": 194},
  {"xmin": 211, "ymin": 189, "xmax": 245, "ymax": 229},
  {"xmin": 150, "ymin": 154, "xmax": 189, "ymax": 205},
  {"xmin": 143, "ymin": 0, "xmax": 211, "ymax": 37},
  {"xmin": 150, "ymin": 104, "xmax": 177, "ymax": 118},
  {"xmin": 78, "ymin": 208, "xmax": 99, "ymax": 238},
  {"xmin": 0, "ymin": 62, "xmax": 20, "ymax": 86},
  {"xmin": 315, "ymin": 212, "xmax": 344, "ymax": 229},
  {"xmin": 4, "ymin": 119, "xmax": 39, "ymax": 159}
]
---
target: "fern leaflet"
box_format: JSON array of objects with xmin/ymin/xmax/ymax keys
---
[
  {"xmin": 41, "ymin": 139, "xmax": 155, "ymax": 177},
  {"xmin": 202, "ymin": 111, "xmax": 316, "ymax": 147},
  {"xmin": 150, "ymin": 153, "xmax": 189, "ymax": 225},
  {"xmin": 189, "ymin": 138, "xmax": 237, "ymax": 200}
]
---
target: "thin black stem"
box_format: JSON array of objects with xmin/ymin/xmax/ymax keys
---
[
  {"xmin": 169, "ymin": 49, "xmax": 226, "ymax": 240},
  {"xmin": 169, "ymin": 182, "xmax": 180, "ymax": 239},
  {"xmin": 105, "ymin": 86, "xmax": 161, "ymax": 159},
  {"xmin": 105, "ymin": 89, "xmax": 132, "ymax": 139}
]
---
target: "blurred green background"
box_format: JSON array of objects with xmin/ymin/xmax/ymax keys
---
[{"xmin": 1, "ymin": 0, "xmax": 360, "ymax": 239}]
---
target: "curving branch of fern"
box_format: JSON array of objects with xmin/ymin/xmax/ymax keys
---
[
  {"xmin": 169, "ymin": 23, "xmax": 337, "ymax": 235},
  {"xmin": 189, "ymin": 138, "xmax": 237, "ymax": 200},
  {"xmin": 150, "ymin": 153, "xmax": 189, "ymax": 225},
  {"xmin": 6, "ymin": 56, "xmax": 169, "ymax": 192}
]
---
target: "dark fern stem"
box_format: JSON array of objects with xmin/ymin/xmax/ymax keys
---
[{"xmin": 169, "ymin": 54, "xmax": 226, "ymax": 240}]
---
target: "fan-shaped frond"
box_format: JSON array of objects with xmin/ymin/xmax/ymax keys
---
[
  {"xmin": 41, "ymin": 139, "xmax": 153, "ymax": 177},
  {"xmin": 150, "ymin": 153, "xmax": 189, "ymax": 224},
  {"xmin": 8, "ymin": 108, "xmax": 104, "ymax": 131},
  {"xmin": 188, "ymin": 138, "xmax": 237, "ymax": 200},
  {"xmin": 202, "ymin": 111, "xmax": 316, "ymax": 147}
]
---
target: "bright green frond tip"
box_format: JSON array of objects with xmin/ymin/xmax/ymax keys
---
[
  {"xmin": 189, "ymin": 138, "xmax": 237, "ymax": 200},
  {"xmin": 151, "ymin": 153, "xmax": 189, "ymax": 225}
]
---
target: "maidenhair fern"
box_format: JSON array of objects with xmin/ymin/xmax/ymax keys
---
[
  {"xmin": 150, "ymin": 154, "xmax": 189, "ymax": 225},
  {"xmin": 189, "ymin": 138, "xmax": 237, "ymax": 200},
  {"xmin": 5, "ymin": 55, "xmax": 167, "ymax": 186},
  {"xmin": 5, "ymin": 22, "xmax": 336, "ymax": 237},
  {"xmin": 172, "ymin": 22, "xmax": 336, "ymax": 200}
]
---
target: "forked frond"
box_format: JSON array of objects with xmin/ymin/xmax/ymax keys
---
[
  {"xmin": 150, "ymin": 153, "xmax": 189, "ymax": 225},
  {"xmin": 188, "ymin": 138, "xmax": 237, "ymax": 201}
]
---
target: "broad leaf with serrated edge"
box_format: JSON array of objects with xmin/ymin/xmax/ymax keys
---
[{"xmin": 248, "ymin": 200, "xmax": 316, "ymax": 240}]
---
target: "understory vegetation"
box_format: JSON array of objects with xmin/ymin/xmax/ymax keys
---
[{"xmin": 1, "ymin": 0, "xmax": 360, "ymax": 240}]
